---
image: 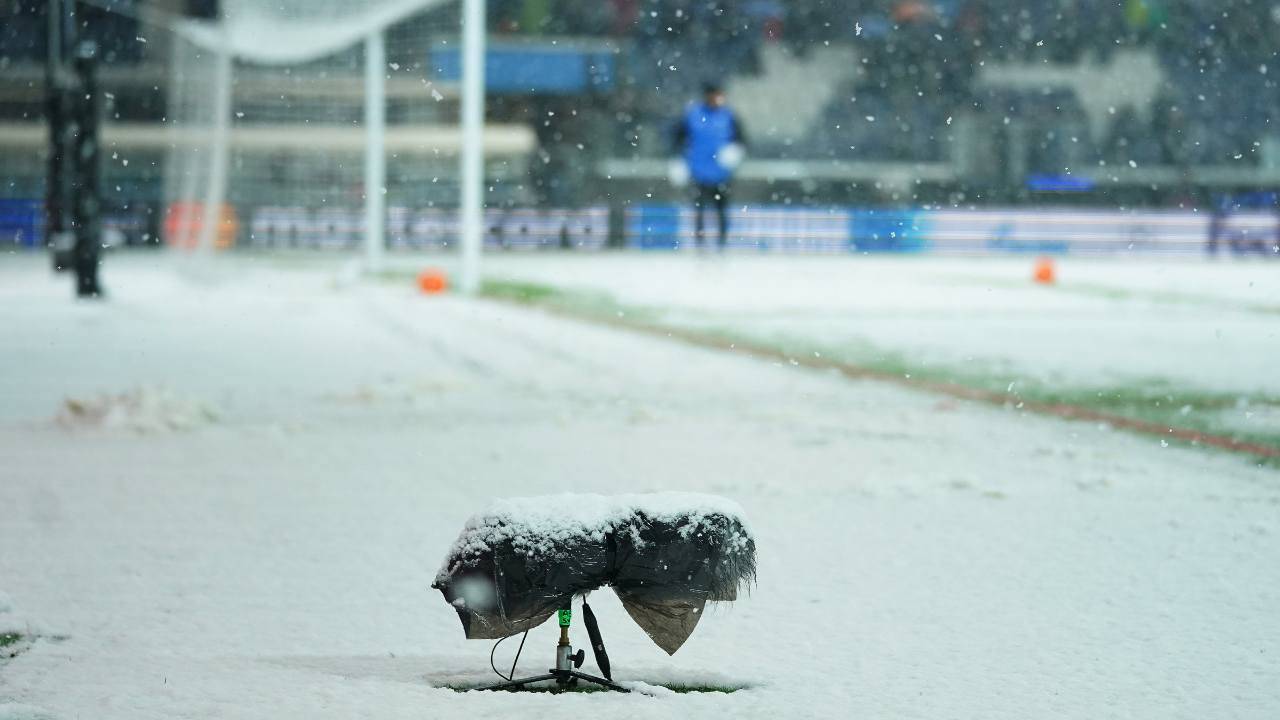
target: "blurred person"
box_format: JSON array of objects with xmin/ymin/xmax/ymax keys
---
[
  {"xmin": 671, "ymin": 82, "xmax": 747, "ymax": 251},
  {"xmin": 1152, "ymin": 93, "xmax": 1193, "ymax": 167}
]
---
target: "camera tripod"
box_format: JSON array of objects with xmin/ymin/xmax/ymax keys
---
[{"xmin": 479, "ymin": 602, "xmax": 629, "ymax": 693}]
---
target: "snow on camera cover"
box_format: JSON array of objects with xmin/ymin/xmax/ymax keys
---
[{"xmin": 433, "ymin": 492, "xmax": 756, "ymax": 654}]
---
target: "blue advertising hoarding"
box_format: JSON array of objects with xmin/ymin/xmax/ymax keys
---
[{"xmin": 430, "ymin": 42, "xmax": 615, "ymax": 94}]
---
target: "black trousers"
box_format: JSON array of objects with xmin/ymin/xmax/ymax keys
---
[{"xmin": 693, "ymin": 183, "xmax": 730, "ymax": 247}]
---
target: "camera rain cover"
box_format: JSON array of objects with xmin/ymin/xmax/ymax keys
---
[{"xmin": 433, "ymin": 493, "xmax": 756, "ymax": 654}]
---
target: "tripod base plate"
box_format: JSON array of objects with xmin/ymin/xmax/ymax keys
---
[{"xmin": 478, "ymin": 669, "xmax": 630, "ymax": 693}]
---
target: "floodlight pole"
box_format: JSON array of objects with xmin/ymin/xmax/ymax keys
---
[
  {"xmin": 458, "ymin": 0, "xmax": 485, "ymax": 295},
  {"xmin": 364, "ymin": 30, "xmax": 387, "ymax": 273}
]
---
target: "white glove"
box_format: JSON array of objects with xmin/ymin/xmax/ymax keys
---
[
  {"xmin": 669, "ymin": 158, "xmax": 690, "ymax": 188},
  {"xmin": 717, "ymin": 143, "xmax": 746, "ymax": 171}
]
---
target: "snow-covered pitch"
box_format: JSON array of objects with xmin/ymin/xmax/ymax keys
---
[{"xmin": 1, "ymin": 250, "xmax": 1278, "ymax": 719}]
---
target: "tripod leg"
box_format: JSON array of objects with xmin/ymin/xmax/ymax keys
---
[
  {"xmin": 477, "ymin": 672, "xmax": 558, "ymax": 692},
  {"xmin": 582, "ymin": 600, "xmax": 612, "ymax": 680},
  {"xmin": 567, "ymin": 670, "xmax": 631, "ymax": 693}
]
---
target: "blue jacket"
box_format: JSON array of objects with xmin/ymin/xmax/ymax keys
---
[{"xmin": 674, "ymin": 103, "xmax": 746, "ymax": 186}]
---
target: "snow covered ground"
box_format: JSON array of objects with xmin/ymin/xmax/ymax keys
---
[
  {"xmin": 2, "ymin": 250, "xmax": 1278, "ymax": 719},
  {"xmin": 484, "ymin": 253, "xmax": 1280, "ymax": 398},
  {"xmin": 482, "ymin": 252, "xmax": 1280, "ymax": 452}
]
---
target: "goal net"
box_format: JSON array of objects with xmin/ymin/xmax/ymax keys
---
[{"xmin": 164, "ymin": 0, "xmax": 529, "ymax": 284}]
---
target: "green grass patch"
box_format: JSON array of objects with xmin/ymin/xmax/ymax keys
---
[
  {"xmin": 659, "ymin": 683, "xmax": 743, "ymax": 694},
  {"xmin": 479, "ymin": 279, "xmax": 564, "ymax": 304},
  {"xmin": 481, "ymin": 278, "xmax": 1280, "ymax": 462},
  {"xmin": 1, "ymin": 632, "xmax": 29, "ymax": 662},
  {"xmin": 750, "ymin": 328, "xmax": 1280, "ymax": 459},
  {"xmin": 479, "ymin": 279, "xmax": 661, "ymax": 325},
  {"xmin": 946, "ymin": 275, "xmax": 1280, "ymax": 316}
]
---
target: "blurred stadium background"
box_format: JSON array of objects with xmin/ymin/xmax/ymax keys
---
[
  {"xmin": 4, "ymin": 7, "xmax": 1280, "ymax": 713},
  {"xmin": 1, "ymin": 0, "xmax": 1279, "ymax": 255}
]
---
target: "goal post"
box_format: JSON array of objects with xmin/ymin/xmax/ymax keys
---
[
  {"xmin": 458, "ymin": 0, "xmax": 484, "ymax": 294},
  {"xmin": 363, "ymin": 29, "xmax": 386, "ymax": 274},
  {"xmin": 165, "ymin": 0, "xmax": 492, "ymax": 291},
  {"xmin": 193, "ymin": 34, "xmax": 231, "ymax": 258}
]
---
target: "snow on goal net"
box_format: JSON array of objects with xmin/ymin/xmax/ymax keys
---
[{"xmin": 164, "ymin": 0, "xmax": 531, "ymax": 269}]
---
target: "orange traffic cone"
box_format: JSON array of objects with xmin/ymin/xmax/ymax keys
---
[
  {"xmin": 1033, "ymin": 257, "xmax": 1056, "ymax": 285},
  {"xmin": 417, "ymin": 268, "xmax": 449, "ymax": 294}
]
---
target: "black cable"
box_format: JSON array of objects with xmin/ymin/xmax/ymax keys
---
[
  {"xmin": 488, "ymin": 630, "xmax": 529, "ymax": 681},
  {"xmin": 488, "ymin": 634, "xmax": 510, "ymax": 680}
]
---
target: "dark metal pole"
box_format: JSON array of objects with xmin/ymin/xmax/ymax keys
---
[
  {"xmin": 72, "ymin": 40, "xmax": 103, "ymax": 297},
  {"xmin": 45, "ymin": 0, "xmax": 103, "ymax": 297},
  {"xmin": 45, "ymin": 0, "xmax": 69, "ymax": 262}
]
